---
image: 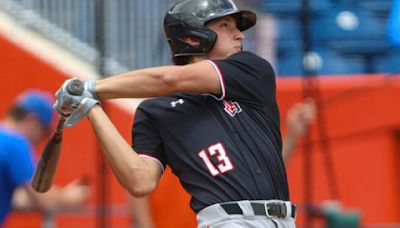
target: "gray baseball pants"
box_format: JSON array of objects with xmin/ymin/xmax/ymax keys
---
[{"xmin": 196, "ymin": 200, "xmax": 296, "ymax": 228}]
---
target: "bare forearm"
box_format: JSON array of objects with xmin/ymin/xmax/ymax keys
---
[
  {"xmin": 87, "ymin": 105, "xmax": 159, "ymax": 196},
  {"xmin": 20, "ymin": 185, "xmax": 88, "ymax": 211},
  {"xmin": 16, "ymin": 186, "xmax": 61, "ymax": 210},
  {"xmin": 129, "ymin": 195, "xmax": 155, "ymax": 228},
  {"xmin": 282, "ymin": 132, "xmax": 298, "ymax": 162},
  {"xmin": 95, "ymin": 62, "xmax": 220, "ymax": 100},
  {"xmin": 96, "ymin": 67, "xmax": 178, "ymax": 99}
]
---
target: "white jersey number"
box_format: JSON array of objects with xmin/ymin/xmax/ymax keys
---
[{"xmin": 198, "ymin": 143, "xmax": 234, "ymax": 176}]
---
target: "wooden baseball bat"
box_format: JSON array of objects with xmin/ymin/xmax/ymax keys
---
[{"xmin": 31, "ymin": 79, "xmax": 84, "ymax": 193}]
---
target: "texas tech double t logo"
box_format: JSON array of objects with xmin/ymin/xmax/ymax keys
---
[{"xmin": 222, "ymin": 99, "xmax": 242, "ymax": 117}]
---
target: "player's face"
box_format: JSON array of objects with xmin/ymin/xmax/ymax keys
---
[
  {"xmin": 25, "ymin": 114, "xmax": 49, "ymax": 145},
  {"xmin": 206, "ymin": 15, "xmax": 245, "ymax": 60}
]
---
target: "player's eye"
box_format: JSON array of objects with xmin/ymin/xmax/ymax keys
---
[{"xmin": 220, "ymin": 22, "xmax": 229, "ymax": 28}]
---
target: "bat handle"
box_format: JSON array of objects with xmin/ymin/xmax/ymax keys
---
[
  {"xmin": 66, "ymin": 79, "xmax": 84, "ymax": 95},
  {"xmin": 53, "ymin": 116, "xmax": 66, "ymax": 141}
]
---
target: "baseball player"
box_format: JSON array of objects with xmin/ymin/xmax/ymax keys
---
[{"xmin": 55, "ymin": 0, "xmax": 296, "ymax": 227}]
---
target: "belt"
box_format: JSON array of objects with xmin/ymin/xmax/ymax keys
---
[{"xmin": 220, "ymin": 201, "xmax": 296, "ymax": 219}]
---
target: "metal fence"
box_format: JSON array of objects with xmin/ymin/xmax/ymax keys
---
[
  {"xmin": 0, "ymin": 0, "xmax": 259, "ymax": 75},
  {"xmin": 0, "ymin": 0, "xmax": 174, "ymax": 74}
]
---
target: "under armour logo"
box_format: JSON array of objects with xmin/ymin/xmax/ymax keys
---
[
  {"xmin": 223, "ymin": 99, "xmax": 242, "ymax": 117},
  {"xmin": 171, "ymin": 99, "xmax": 184, "ymax": 107}
]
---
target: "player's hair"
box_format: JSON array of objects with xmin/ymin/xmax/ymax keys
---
[
  {"xmin": 7, "ymin": 105, "xmax": 29, "ymax": 122},
  {"xmin": 164, "ymin": 0, "xmax": 256, "ymax": 65},
  {"xmin": 173, "ymin": 56, "xmax": 193, "ymax": 65},
  {"xmin": 7, "ymin": 90, "xmax": 54, "ymax": 129}
]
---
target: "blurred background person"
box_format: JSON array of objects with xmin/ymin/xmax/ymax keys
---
[
  {"xmin": 0, "ymin": 90, "xmax": 89, "ymax": 226},
  {"xmin": 387, "ymin": 0, "xmax": 400, "ymax": 46},
  {"xmin": 127, "ymin": 195, "xmax": 155, "ymax": 228},
  {"xmin": 282, "ymin": 98, "xmax": 317, "ymax": 161}
]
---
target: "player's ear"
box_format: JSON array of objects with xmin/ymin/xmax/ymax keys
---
[
  {"xmin": 24, "ymin": 113, "xmax": 39, "ymax": 125},
  {"xmin": 184, "ymin": 36, "xmax": 200, "ymax": 47}
]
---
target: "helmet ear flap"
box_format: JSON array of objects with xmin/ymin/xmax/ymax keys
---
[
  {"xmin": 165, "ymin": 22, "xmax": 217, "ymax": 58},
  {"xmin": 186, "ymin": 29, "xmax": 217, "ymax": 52},
  {"xmin": 186, "ymin": 30, "xmax": 212, "ymax": 42}
]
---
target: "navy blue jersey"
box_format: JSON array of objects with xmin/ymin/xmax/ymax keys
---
[{"xmin": 132, "ymin": 51, "xmax": 289, "ymax": 212}]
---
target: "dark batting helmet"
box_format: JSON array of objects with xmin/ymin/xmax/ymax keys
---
[{"xmin": 164, "ymin": 0, "xmax": 257, "ymax": 64}]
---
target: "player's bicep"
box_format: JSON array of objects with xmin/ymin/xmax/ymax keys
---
[{"xmin": 170, "ymin": 61, "xmax": 222, "ymax": 96}]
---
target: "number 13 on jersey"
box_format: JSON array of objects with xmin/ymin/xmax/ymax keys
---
[{"xmin": 198, "ymin": 142, "xmax": 234, "ymax": 176}]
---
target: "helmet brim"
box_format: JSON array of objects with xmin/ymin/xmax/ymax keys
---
[{"xmin": 205, "ymin": 10, "xmax": 257, "ymax": 31}]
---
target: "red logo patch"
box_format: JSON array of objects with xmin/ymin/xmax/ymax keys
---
[{"xmin": 222, "ymin": 99, "xmax": 242, "ymax": 117}]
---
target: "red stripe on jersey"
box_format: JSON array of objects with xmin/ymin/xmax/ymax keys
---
[{"xmin": 205, "ymin": 60, "xmax": 226, "ymax": 100}]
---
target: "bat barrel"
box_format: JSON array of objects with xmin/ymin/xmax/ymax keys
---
[{"xmin": 31, "ymin": 135, "xmax": 62, "ymax": 193}]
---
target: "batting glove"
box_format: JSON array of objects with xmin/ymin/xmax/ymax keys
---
[
  {"xmin": 54, "ymin": 78, "xmax": 100, "ymax": 127},
  {"xmin": 84, "ymin": 79, "xmax": 99, "ymax": 100},
  {"xmin": 64, "ymin": 97, "xmax": 99, "ymax": 127}
]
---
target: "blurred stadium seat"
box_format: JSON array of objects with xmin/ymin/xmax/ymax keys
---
[
  {"xmin": 276, "ymin": 42, "xmax": 367, "ymax": 76},
  {"xmin": 311, "ymin": 8, "xmax": 387, "ymax": 42},
  {"xmin": 313, "ymin": 46, "xmax": 367, "ymax": 75},
  {"xmin": 276, "ymin": 40, "xmax": 303, "ymax": 76},
  {"xmin": 245, "ymin": 0, "xmax": 332, "ymax": 15},
  {"xmin": 261, "ymin": 0, "xmax": 398, "ymax": 76},
  {"xmin": 374, "ymin": 47, "xmax": 400, "ymax": 74},
  {"xmin": 356, "ymin": 0, "xmax": 393, "ymax": 16}
]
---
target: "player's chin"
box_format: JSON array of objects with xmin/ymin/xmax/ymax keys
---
[
  {"xmin": 228, "ymin": 49, "xmax": 241, "ymax": 57},
  {"xmin": 211, "ymin": 49, "xmax": 240, "ymax": 59}
]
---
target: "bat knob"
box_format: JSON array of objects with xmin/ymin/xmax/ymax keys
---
[{"xmin": 66, "ymin": 79, "xmax": 84, "ymax": 95}]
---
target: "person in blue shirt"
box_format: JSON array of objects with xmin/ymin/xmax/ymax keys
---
[{"xmin": 0, "ymin": 90, "xmax": 89, "ymax": 225}]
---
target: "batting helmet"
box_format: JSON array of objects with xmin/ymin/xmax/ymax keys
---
[{"xmin": 164, "ymin": 0, "xmax": 257, "ymax": 64}]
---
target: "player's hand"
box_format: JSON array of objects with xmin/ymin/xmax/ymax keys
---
[
  {"xmin": 54, "ymin": 78, "xmax": 100, "ymax": 127},
  {"xmin": 54, "ymin": 78, "xmax": 81, "ymax": 116},
  {"xmin": 60, "ymin": 179, "xmax": 90, "ymax": 207},
  {"xmin": 63, "ymin": 97, "xmax": 99, "ymax": 127},
  {"xmin": 54, "ymin": 78, "xmax": 98, "ymax": 115},
  {"xmin": 286, "ymin": 98, "xmax": 317, "ymax": 137}
]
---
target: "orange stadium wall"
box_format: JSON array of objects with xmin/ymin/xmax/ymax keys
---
[{"xmin": 1, "ymin": 34, "xmax": 399, "ymax": 227}]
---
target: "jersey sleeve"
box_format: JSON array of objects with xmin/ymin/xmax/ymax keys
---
[
  {"xmin": 131, "ymin": 106, "xmax": 167, "ymax": 171},
  {"xmin": 208, "ymin": 51, "xmax": 277, "ymax": 106},
  {"xmin": 6, "ymin": 138, "xmax": 35, "ymax": 186}
]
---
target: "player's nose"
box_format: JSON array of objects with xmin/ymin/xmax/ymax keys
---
[{"xmin": 234, "ymin": 28, "xmax": 245, "ymax": 41}]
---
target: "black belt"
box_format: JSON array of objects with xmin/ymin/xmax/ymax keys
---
[{"xmin": 220, "ymin": 201, "xmax": 296, "ymax": 219}]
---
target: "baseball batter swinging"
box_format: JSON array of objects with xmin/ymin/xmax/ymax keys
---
[{"xmin": 55, "ymin": 0, "xmax": 296, "ymax": 227}]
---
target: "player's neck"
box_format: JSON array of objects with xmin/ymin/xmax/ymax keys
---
[
  {"xmin": 1, "ymin": 117, "xmax": 34, "ymax": 142},
  {"xmin": 1, "ymin": 117, "xmax": 19, "ymax": 130},
  {"xmin": 192, "ymin": 55, "xmax": 208, "ymax": 63}
]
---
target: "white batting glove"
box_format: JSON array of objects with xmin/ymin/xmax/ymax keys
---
[
  {"xmin": 84, "ymin": 79, "xmax": 99, "ymax": 100},
  {"xmin": 64, "ymin": 97, "xmax": 99, "ymax": 127},
  {"xmin": 54, "ymin": 78, "xmax": 83, "ymax": 116},
  {"xmin": 54, "ymin": 78, "xmax": 100, "ymax": 127}
]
